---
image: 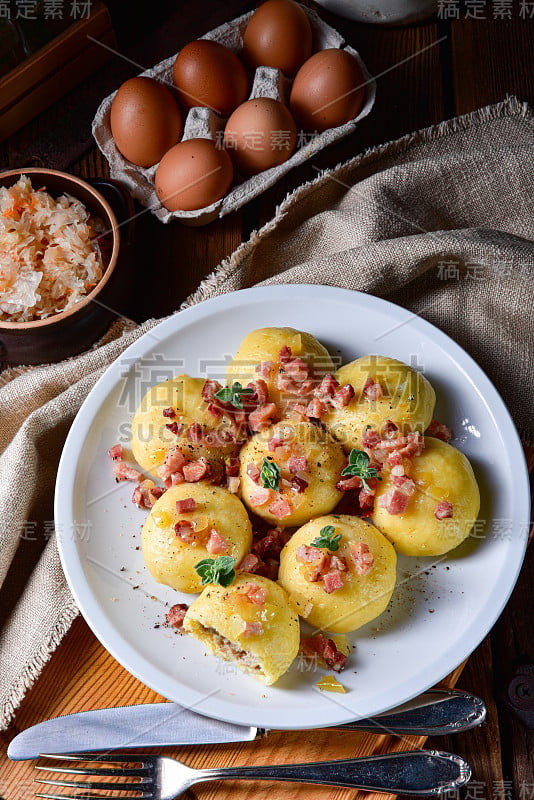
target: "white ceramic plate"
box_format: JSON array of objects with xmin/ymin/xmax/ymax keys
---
[{"xmin": 55, "ymin": 285, "xmax": 530, "ymax": 729}]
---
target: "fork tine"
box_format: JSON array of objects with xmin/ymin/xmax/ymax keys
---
[
  {"xmin": 36, "ymin": 795, "xmax": 145, "ymax": 800},
  {"xmin": 39, "ymin": 752, "xmax": 156, "ymax": 763},
  {"xmin": 34, "ymin": 778, "xmax": 148, "ymax": 792},
  {"xmin": 35, "ymin": 765, "xmax": 150, "ymax": 777}
]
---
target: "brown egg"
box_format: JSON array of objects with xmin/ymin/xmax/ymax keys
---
[
  {"xmin": 173, "ymin": 40, "xmax": 249, "ymax": 118},
  {"xmin": 290, "ymin": 49, "xmax": 365, "ymax": 132},
  {"xmin": 110, "ymin": 77, "xmax": 183, "ymax": 168},
  {"xmin": 155, "ymin": 138, "xmax": 233, "ymax": 211},
  {"xmin": 242, "ymin": 0, "xmax": 312, "ymax": 78},
  {"xmin": 224, "ymin": 98, "xmax": 297, "ymax": 175}
]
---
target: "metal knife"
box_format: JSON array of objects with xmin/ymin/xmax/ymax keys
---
[{"xmin": 7, "ymin": 689, "xmax": 485, "ymax": 761}]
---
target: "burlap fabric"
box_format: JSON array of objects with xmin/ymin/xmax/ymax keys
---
[{"xmin": 1, "ymin": 96, "xmax": 533, "ymax": 730}]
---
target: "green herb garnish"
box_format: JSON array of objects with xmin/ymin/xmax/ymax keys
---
[
  {"xmin": 215, "ymin": 381, "xmax": 254, "ymax": 409},
  {"xmin": 260, "ymin": 457, "xmax": 281, "ymax": 491},
  {"xmin": 341, "ymin": 449, "xmax": 381, "ymax": 491},
  {"xmin": 195, "ymin": 556, "xmax": 236, "ymax": 587},
  {"xmin": 311, "ymin": 525, "xmax": 342, "ymax": 551}
]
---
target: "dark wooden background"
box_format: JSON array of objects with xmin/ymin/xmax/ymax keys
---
[{"xmin": 1, "ymin": 1, "xmax": 533, "ymax": 798}]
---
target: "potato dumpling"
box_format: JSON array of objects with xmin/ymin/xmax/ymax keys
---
[
  {"xmin": 371, "ymin": 437, "xmax": 480, "ymax": 556},
  {"xmin": 239, "ymin": 420, "xmax": 346, "ymax": 527},
  {"xmin": 226, "ymin": 327, "xmax": 335, "ymax": 410},
  {"xmin": 322, "ymin": 355, "xmax": 435, "ymax": 452},
  {"xmin": 183, "ymin": 574, "xmax": 300, "ymax": 685},
  {"xmin": 142, "ymin": 483, "xmax": 252, "ymax": 593},
  {"xmin": 131, "ymin": 374, "xmax": 239, "ymax": 477},
  {"xmin": 278, "ymin": 515, "xmax": 397, "ymax": 633}
]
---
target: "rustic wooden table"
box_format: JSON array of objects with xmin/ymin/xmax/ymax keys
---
[{"xmin": 1, "ymin": 2, "xmax": 533, "ymax": 799}]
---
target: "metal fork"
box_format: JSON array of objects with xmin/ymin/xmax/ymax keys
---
[{"xmin": 34, "ymin": 749, "xmax": 471, "ymax": 798}]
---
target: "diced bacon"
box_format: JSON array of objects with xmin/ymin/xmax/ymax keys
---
[
  {"xmin": 383, "ymin": 419, "xmax": 399, "ymax": 436},
  {"xmin": 132, "ymin": 479, "xmax": 161, "ymax": 509},
  {"xmin": 351, "ymin": 541, "xmax": 374, "ymax": 575},
  {"xmin": 362, "ymin": 427, "xmax": 382, "ymax": 449},
  {"xmin": 250, "ymin": 487, "xmax": 273, "ymax": 507},
  {"xmin": 296, "ymin": 544, "xmax": 323, "ymax": 563},
  {"xmin": 391, "ymin": 464, "xmax": 405, "ymax": 477},
  {"xmin": 268, "ymin": 496, "xmax": 292, "ymax": 519},
  {"xmin": 206, "ymin": 528, "xmax": 229, "ymax": 555},
  {"xmin": 207, "ymin": 403, "xmax": 222, "ymax": 419},
  {"xmin": 267, "ymin": 435, "xmax": 282, "ymax": 452},
  {"xmin": 175, "ymin": 520, "xmax": 195, "ymax": 542},
  {"xmin": 249, "ymin": 402, "xmax": 278, "ymax": 432},
  {"xmin": 288, "ymin": 456, "xmax": 308, "ymax": 473},
  {"xmin": 278, "ymin": 346, "xmax": 292, "ymax": 363},
  {"xmin": 299, "ymin": 634, "xmax": 347, "ymax": 671},
  {"xmin": 166, "ymin": 603, "xmax": 188, "ymax": 629},
  {"xmin": 165, "ymin": 422, "xmax": 181, "ymax": 435},
  {"xmin": 315, "ymin": 373, "xmax": 339, "ymax": 399},
  {"xmin": 246, "ymin": 463, "xmax": 261, "ymax": 482},
  {"xmin": 323, "ymin": 570, "xmax": 344, "ymax": 594},
  {"xmin": 330, "ymin": 555, "xmax": 347, "ymax": 572},
  {"xmin": 247, "ymin": 378, "xmax": 269, "ymax": 406},
  {"xmin": 337, "ymin": 475, "xmax": 362, "ymax": 491},
  {"xmin": 276, "ymin": 371, "xmax": 296, "ymax": 392},
  {"xmin": 227, "ymin": 476, "xmax": 240, "ymax": 494},
  {"xmin": 378, "ymin": 488, "xmax": 410, "ymax": 515},
  {"xmin": 363, "ymin": 376, "xmax": 384, "ymax": 400},
  {"xmin": 392, "ymin": 475, "xmax": 416, "ymax": 496},
  {"xmin": 176, "ymin": 498, "xmax": 197, "ymax": 514},
  {"xmin": 183, "ymin": 459, "xmax": 208, "ymax": 482},
  {"xmin": 113, "ymin": 461, "xmax": 144, "ymax": 483},
  {"xmin": 285, "ymin": 357, "xmax": 310, "ymax": 383},
  {"xmin": 109, "ymin": 444, "xmax": 123, "ymax": 460},
  {"xmin": 241, "ymin": 583, "xmax": 268, "ymax": 606},
  {"xmin": 225, "ymin": 457, "xmax": 240, "ymax": 477},
  {"xmin": 158, "ymin": 446, "xmax": 186, "ymax": 481},
  {"xmin": 294, "ymin": 378, "xmax": 315, "ymax": 397},
  {"xmin": 253, "ymin": 529, "xmax": 285, "ymax": 559},
  {"xmin": 132, "ymin": 485, "xmax": 143, "ymax": 507},
  {"xmin": 187, "ymin": 422, "xmax": 203, "ymax": 443},
  {"xmin": 239, "ymin": 553, "xmax": 260, "ymax": 572},
  {"xmin": 285, "ymin": 401, "xmax": 308, "ymax": 420},
  {"xmin": 162, "ymin": 407, "xmax": 176, "ymax": 418},
  {"xmin": 291, "ymin": 476, "xmax": 308, "ymax": 493},
  {"xmin": 171, "ymin": 471, "xmax": 185, "ymax": 485},
  {"xmin": 359, "ymin": 486, "xmax": 376, "ymax": 510},
  {"xmin": 386, "ymin": 451, "xmax": 403, "ymax": 469},
  {"xmin": 322, "ymin": 639, "xmax": 348, "ymax": 672},
  {"xmin": 256, "ymin": 360, "xmax": 274, "ymax": 379},
  {"xmin": 435, "ymin": 501, "xmax": 453, "ymax": 519},
  {"xmin": 202, "ymin": 379, "xmax": 222, "ymax": 403},
  {"xmin": 330, "ymin": 383, "xmax": 355, "ymax": 409},
  {"xmin": 428, "ymin": 419, "xmax": 453, "ymax": 442},
  {"xmin": 242, "ymin": 621, "xmax": 264, "ymax": 637},
  {"xmin": 306, "ymin": 398, "xmax": 326, "ymax": 419},
  {"xmin": 399, "ymin": 431, "xmax": 425, "ymax": 458}
]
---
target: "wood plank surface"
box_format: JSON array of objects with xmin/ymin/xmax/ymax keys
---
[{"xmin": 0, "ymin": 3, "xmax": 533, "ymax": 800}]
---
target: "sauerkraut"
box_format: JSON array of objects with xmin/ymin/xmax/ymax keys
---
[{"xmin": 0, "ymin": 175, "xmax": 106, "ymax": 322}]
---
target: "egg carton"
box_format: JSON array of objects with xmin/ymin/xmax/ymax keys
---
[{"xmin": 92, "ymin": 4, "xmax": 376, "ymax": 225}]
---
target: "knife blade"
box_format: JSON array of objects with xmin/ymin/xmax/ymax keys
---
[{"xmin": 7, "ymin": 689, "xmax": 485, "ymax": 760}]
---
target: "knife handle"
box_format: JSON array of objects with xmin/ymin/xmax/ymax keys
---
[{"xmin": 325, "ymin": 689, "xmax": 486, "ymax": 736}]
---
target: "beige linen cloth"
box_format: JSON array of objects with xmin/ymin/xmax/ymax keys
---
[{"xmin": 1, "ymin": 96, "xmax": 533, "ymax": 730}]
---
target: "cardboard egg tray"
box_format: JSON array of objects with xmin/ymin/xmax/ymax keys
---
[{"xmin": 92, "ymin": 4, "xmax": 376, "ymax": 225}]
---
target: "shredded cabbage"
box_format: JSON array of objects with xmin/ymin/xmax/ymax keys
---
[{"xmin": 0, "ymin": 175, "xmax": 106, "ymax": 322}]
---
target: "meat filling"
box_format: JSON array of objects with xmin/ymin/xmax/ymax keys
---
[{"xmin": 202, "ymin": 625, "xmax": 263, "ymax": 673}]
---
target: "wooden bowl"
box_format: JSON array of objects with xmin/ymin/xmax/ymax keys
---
[{"xmin": 0, "ymin": 168, "xmax": 135, "ymax": 365}]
